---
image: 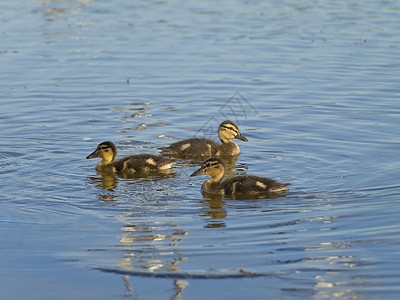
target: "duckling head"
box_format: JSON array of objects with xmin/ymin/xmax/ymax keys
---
[
  {"xmin": 218, "ymin": 120, "xmax": 248, "ymax": 143},
  {"xmin": 190, "ymin": 157, "xmax": 226, "ymax": 182},
  {"xmin": 86, "ymin": 141, "xmax": 117, "ymax": 165}
]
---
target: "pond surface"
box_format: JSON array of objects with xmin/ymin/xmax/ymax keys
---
[{"xmin": 1, "ymin": 0, "xmax": 400, "ymax": 299}]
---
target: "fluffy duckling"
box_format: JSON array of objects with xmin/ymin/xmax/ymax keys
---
[
  {"xmin": 191, "ymin": 157, "xmax": 290, "ymax": 197},
  {"xmin": 161, "ymin": 120, "xmax": 248, "ymax": 159},
  {"xmin": 86, "ymin": 141, "xmax": 175, "ymax": 175}
]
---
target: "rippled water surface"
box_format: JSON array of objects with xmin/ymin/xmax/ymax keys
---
[{"xmin": 1, "ymin": 0, "xmax": 400, "ymax": 299}]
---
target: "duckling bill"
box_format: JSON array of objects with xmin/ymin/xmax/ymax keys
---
[
  {"xmin": 161, "ymin": 120, "xmax": 248, "ymax": 159},
  {"xmin": 86, "ymin": 141, "xmax": 175, "ymax": 175},
  {"xmin": 191, "ymin": 157, "xmax": 290, "ymax": 197}
]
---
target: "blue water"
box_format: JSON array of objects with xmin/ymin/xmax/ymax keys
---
[{"xmin": 1, "ymin": 0, "xmax": 400, "ymax": 299}]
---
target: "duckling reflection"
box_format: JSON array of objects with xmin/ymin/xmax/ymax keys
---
[
  {"xmin": 304, "ymin": 238, "xmax": 367, "ymax": 299},
  {"xmin": 172, "ymin": 280, "xmax": 190, "ymax": 300},
  {"xmin": 117, "ymin": 211, "xmax": 188, "ymax": 272},
  {"xmin": 161, "ymin": 120, "xmax": 248, "ymax": 159},
  {"xmin": 89, "ymin": 171, "xmax": 118, "ymax": 191},
  {"xmin": 86, "ymin": 172, "xmax": 119, "ymax": 201},
  {"xmin": 201, "ymin": 195, "xmax": 227, "ymax": 228},
  {"xmin": 121, "ymin": 276, "xmax": 189, "ymax": 300},
  {"xmin": 114, "ymin": 211, "xmax": 189, "ymax": 298}
]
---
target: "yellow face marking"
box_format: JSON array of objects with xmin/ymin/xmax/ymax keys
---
[
  {"xmin": 203, "ymin": 160, "xmax": 220, "ymax": 169},
  {"xmin": 218, "ymin": 121, "xmax": 247, "ymax": 143},
  {"xmin": 98, "ymin": 145, "xmax": 110, "ymax": 151},
  {"xmin": 191, "ymin": 158, "xmax": 225, "ymax": 181},
  {"xmin": 96, "ymin": 145, "xmax": 114, "ymax": 163},
  {"xmin": 221, "ymin": 124, "xmax": 238, "ymax": 134},
  {"xmin": 201, "ymin": 160, "xmax": 224, "ymax": 180},
  {"xmin": 219, "ymin": 123, "xmax": 240, "ymax": 142}
]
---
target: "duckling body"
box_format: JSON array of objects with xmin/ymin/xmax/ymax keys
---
[
  {"xmin": 162, "ymin": 138, "xmax": 220, "ymax": 158},
  {"xmin": 222, "ymin": 175, "xmax": 289, "ymax": 195},
  {"xmin": 86, "ymin": 141, "xmax": 175, "ymax": 175},
  {"xmin": 161, "ymin": 120, "xmax": 248, "ymax": 159},
  {"xmin": 191, "ymin": 157, "xmax": 289, "ymax": 197}
]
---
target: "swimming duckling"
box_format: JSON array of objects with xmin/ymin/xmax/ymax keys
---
[
  {"xmin": 86, "ymin": 141, "xmax": 175, "ymax": 175},
  {"xmin": 161, "ymin": 120, "xmax": 248, "ymax": 159},
  {"xmin": 191, "ymin": 157, "xmax": 290, "ymax": 197}
]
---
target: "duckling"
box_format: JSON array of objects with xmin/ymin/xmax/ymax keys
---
[
  {"xmin": 191, "ymin": 157, "xmax": 290, "ymax": 197},
  {"xmin": 161, "ymin": 120, "xmax": 248, "ymax": 159},
  {"xmin": 86, "ymin": 141, "xmax": 175, "ymax": 175}
]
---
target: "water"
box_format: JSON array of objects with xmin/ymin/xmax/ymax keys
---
[{"xmin": 1, "ymin": 0, "xmax": 400, "ymax": 299}]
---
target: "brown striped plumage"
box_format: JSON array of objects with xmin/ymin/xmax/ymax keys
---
[{"xmin": 191, "ymin": 157, "xmax": 290, "ymax": 197}]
